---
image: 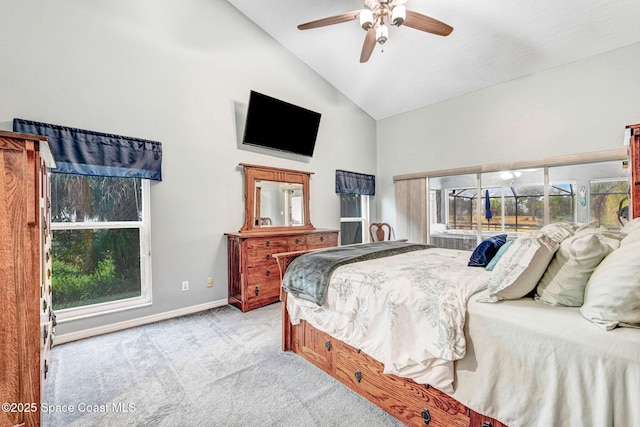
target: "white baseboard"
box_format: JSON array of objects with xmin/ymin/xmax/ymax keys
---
[{"xmin": 54, "ymin": 299, "xmax": 229, "ymax": 345}]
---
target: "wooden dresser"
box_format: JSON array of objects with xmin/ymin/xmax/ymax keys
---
[
  {"xmin": 227, "ymin": 163, "xmax": 339, "ymax": 312},
  {"xmin": 0, "ymin": 130, "xmax": 55, "ymax": 427},
  {"xmin": 226, "ymin": 229, "xmax": 338, "ymax": 312}
]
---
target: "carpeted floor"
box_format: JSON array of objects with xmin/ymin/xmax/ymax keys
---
[{"xmin": 44, "ymin": 303, "xmax": 404, "ymax": 426}]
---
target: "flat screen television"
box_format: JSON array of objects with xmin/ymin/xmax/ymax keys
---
[{"xmin": 242, "ymin": 91, "xmax": 321, "ymax": 157}]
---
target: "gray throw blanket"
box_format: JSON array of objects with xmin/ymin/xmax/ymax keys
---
[{"xmin": 282, "ymin": 241, "xmax": 433, "ymax": 306}]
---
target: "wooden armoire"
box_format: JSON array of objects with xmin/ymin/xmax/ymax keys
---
[{"xmin": 0, "ymin": 130, "xmax": 55, "ymax": 427}]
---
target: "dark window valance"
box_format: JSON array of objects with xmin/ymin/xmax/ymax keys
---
[
  {"xmin": 335, "ymin": 169, "xmax": 375, "ymax": 196},
  {"xmin": 13, "ymin": 118, "xmax": 162, "ymax": 181}
]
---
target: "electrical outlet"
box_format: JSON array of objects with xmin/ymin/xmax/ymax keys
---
[
  {"xmin": 207, "ymin": 277, "xmax": 213, "ymax": 287},
  {"xmin": 182, "ymin": 280, "xmax": 189, "ymax": 291}
]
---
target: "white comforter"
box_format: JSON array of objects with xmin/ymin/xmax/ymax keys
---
[
  {"xmin": 453, "ymin": 292, "xmax": 640, "ymax": 427},
  {"xmin": 286, "ymin": 248, "xmax": 491, "ymax": 392}
]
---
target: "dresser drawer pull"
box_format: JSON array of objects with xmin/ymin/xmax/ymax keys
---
[
  {"xmin": 421, "ymin": 408, "xmax": 431, "ymax": 424},
  {"xmin": 265, "ymin": 269, "xmax": 271, "ymax": 277},
  {"xmin": 265, "ymin": 253, "xmax": 271, "ymax": 260},
  {"xmin": 255, "ymin": 286, "xmax": 259, "ymax": 296},
  {"xmin": 320, "ymin": 236, "xmax": 324, "ymax": 242},
  {"xmin": 355, "ymin": 370, "xmax": 362, "ymax": 383},
  {"xmin": 325, "ymin": 340, "xmax": 331, "ymax": 351},
  {"xmin": 295, "ymin": 238, "xmax": 300, "ymax": 244},
  {"xmin": 266, "ymin": 240, "xmax": 270, "ymax": 247},
  {"xmin": 481, "ymin": 423, "xmax": 492, "ymax": 427}
]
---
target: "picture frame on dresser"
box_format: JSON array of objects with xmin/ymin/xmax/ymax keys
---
[{"xmin": 226, "ymin": 164, "xmax": 339, "ymax": 312}]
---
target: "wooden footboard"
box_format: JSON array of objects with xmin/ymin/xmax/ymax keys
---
[{"xmin": 274, "ymin": 250, "xmax": 507, "ymax": 427}]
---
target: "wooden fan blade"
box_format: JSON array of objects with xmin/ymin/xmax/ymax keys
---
[
  {"xmin": 360, "ymin": 29, "xmax": 376, "ymax": 63},
  {"xmin": 297, "ymin": 11, "xmax": 360, "ymax": 30},
  {"xmin": 404, "ymin": 10, "xmax": 453, "ymax": 36}
]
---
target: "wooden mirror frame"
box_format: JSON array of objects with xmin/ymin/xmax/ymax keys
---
[{"xmin": 239, "ymin": 163, "xmax": 314, "ymax": 232}]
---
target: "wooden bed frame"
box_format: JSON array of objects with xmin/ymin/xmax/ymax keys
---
[{"xmin": 275, "ymin": 250, "xmax": 507, "ymax": 427}]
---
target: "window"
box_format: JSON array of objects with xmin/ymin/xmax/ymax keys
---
[
  {"xmin": 548, "ymin": 183, "xmax": 576, "ymax": 223},
  {"xmin": 340, "ymin": 194, "xmax": 370, "ymax": 245},
  {"xmin": 590, "ymin": 179, "xmax": 629, "ymax": 229},
  {"xmin": 335, "ymin": 169, "xmax": 374, "ymax": 245},
  {"xmin": 51, "ymin": 174, "xmax": 151, "ymax": 319},
  {"xmin": 421, "ymin": 156, "xmax": 628, "ymax": 250}
]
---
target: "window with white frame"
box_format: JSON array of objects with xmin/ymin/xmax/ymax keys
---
[
  {"xmin": 51, "ymin": 174, "xmax": 152, "ymax": 319},
  {"xmin": 335, "ymin": 169, "xmax": 375, "ymax": 245},
  {"xmin": 12, "ymin": 118, "xmax": 162, "ymax": 321},
  {"xmin": 340, "ymin": 193, "xmax": 370, "ymax": 245}
]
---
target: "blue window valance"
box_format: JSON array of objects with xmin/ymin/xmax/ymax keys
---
[
  {"xmin": 13, "ymin": 118, "xmax": 162, "ymax": 181},
  {"xmin": 335, "ymin": 169, "xmax": 375, "ymax": 196}
]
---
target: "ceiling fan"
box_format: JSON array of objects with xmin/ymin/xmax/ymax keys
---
[{"xmin": 297, "ymin": 0, "xmax": 453, "ymax": 63}]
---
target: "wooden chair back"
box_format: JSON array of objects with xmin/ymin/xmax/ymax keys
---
[{"xmin": 369, "ymin": 222, "xmax": 392, "ymax": 242}]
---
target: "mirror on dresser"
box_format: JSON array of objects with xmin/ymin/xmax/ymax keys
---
[{"xmin": 240, "ymin": 163, "xmax": 313, "ymax": 232}]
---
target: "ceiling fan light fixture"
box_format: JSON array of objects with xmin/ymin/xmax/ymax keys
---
[
  {"xmin": 360, "ymin": 9, "xmax": 374, "ymax": 30},
  {"xmin": 376, "ymin": 24, "xmax": 388, "ymax": 44},
  {"xmin": 296, "ymin": 0, "xmax": 453, "ymax": 63},
  {"xmin": 500, "ymin": 171, "xmax": 513, "ymax": 180},
  {"xmin": 391, "ymin": 5, "xmax": 406, "ymax": 26}
]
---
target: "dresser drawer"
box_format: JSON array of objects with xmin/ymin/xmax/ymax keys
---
[
  {"xmin": 245, "ymin": 237, "xmax": 288, "ymax": 251},
  {"xmin": 247, "ymin": 248, "xmax": 284, "ymax": 267},
  {"xmin": 306, "ymin": 232, "xmax": 338, "ymax": 249},
  {"xmin": 286, "ymin": 235, "xmax": 307, "ymax": 251},
  {"xmin": 244, "ymin": 266, "xmax": 281, "ymax": 309},
  {"xmin": 246, "ymin": 265, "xmax": 280, "ymax": 288},
  {"xmin": 334, "ymin": 342, "xmax": 469, "ymax": 427}
]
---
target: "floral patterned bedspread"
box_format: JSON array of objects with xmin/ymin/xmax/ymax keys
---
[{"xmin": 286, "ymin": 247, "xmax": 492, "ymax": 392}]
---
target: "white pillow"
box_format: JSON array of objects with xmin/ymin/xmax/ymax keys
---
[
  {"xmin": 573, "ymin": 221, "xmax": 602, "ymax": 235},
  {"xmin": 621, "ymin": 227, "xmax": 640, "ymax": 247},
  {"xmin": 580, "ymin": 239, "xmax": 640, "ymax": 330},
  {"xmin": 539, "ymin": 221, "xmax": 579, "ymax": 244},
  {"xmin": 479, "ymin": 232, "xmax": 558, "ymax": 303},
  {"xmin": 535, "ymin": 232, "xmax": 614, "ymax": 307},
  {"xmin": 621, "ymin": 217, "xmax": 640, "ymax": 235}
]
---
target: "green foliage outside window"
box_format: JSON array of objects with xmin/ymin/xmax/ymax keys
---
[{"xmin": 51, "ymin": 174, "xmax": 143, "ymax": 310}]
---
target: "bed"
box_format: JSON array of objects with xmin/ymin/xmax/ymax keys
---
[{"xmin": 275, "ymin": 220, "xmax": 640, "ymax": 427}]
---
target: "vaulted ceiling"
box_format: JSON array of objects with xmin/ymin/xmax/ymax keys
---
[{"xmin": 227, "ymin": 0, "xmax": 640, "ymax": 120}]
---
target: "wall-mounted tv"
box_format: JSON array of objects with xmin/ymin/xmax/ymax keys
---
[{"xmin": 242, "ymin": 90, "xmax": 321, "ymax": 157}]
